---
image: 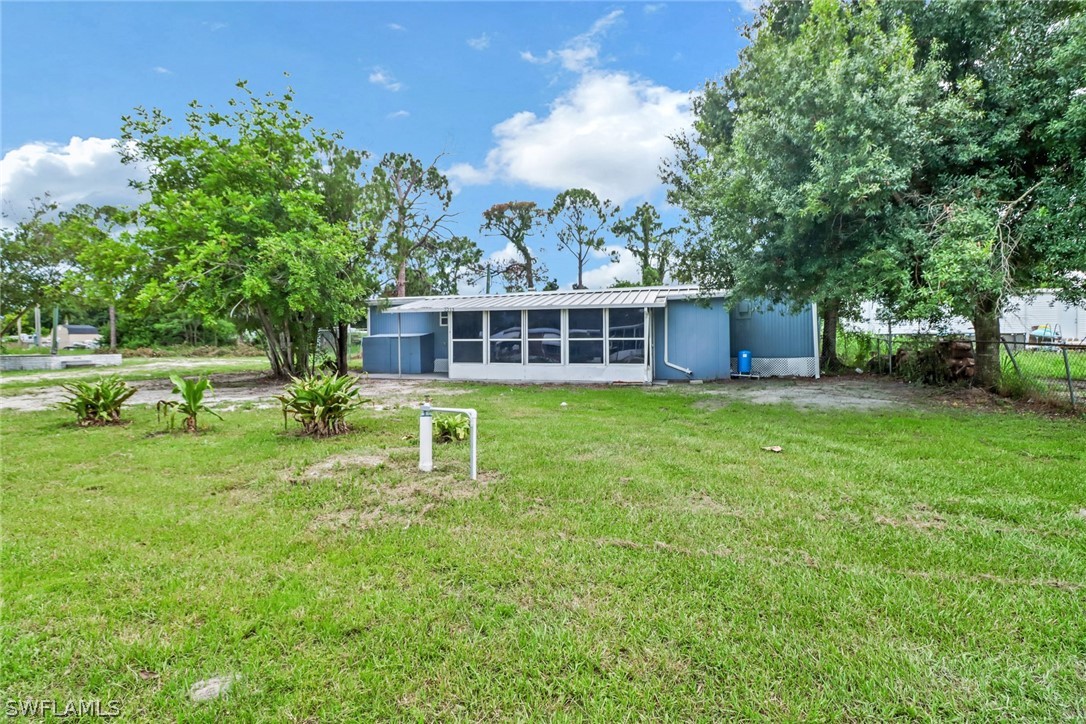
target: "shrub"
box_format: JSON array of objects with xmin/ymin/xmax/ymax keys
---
[
  {"xmin": 59, "ymin": 376, "xmax": 137, "ymax": 426},
  {"xmin": 156, "ymin": 375, "xmax": 223, "ymax": 432},
  {"xmin": 277, "ymin": 373, "xmax": 366, "ymax": 437},
  {"xmin": 434, "ymin": 414, "xmax": 470, "ymax": 443}
]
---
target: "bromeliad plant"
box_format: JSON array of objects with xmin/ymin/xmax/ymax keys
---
[
  {"xmin": 276, "ymin": 373, "xmax": 366, "ymax": 437},
  {"xmin": 60, "ymin": 376, "xmax": 137, "ymax": 426},
  {"xmin": 433, "ymin": 414, "xmax": 470, "ymax": 443},
  {"xmin": 156, "ymin": 375, "xmax": 222, "ymax": 432}
]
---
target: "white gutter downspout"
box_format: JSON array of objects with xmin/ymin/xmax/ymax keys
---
[
  {"xmin": 663, "ymin": 302, "xmax": 693, "ymax": 376},
  {"xmin": 396, "ymin": 312, "xmax": 402, "ymax": 378},
  {"xmin": 811, "ymin": 302, "xmax": 821, "ymax": 380}
]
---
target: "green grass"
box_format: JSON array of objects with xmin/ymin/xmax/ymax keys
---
[
  {"xmin": 2, "ymin": 383, "xmax": 1084, "ymax": 719},
  {"xmin": 1004, "ymin": 348, "xmax": 1086, "ymax": 381}
]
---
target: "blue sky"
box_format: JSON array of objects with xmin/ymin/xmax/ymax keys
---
[{"xmin": 1, "ymin": 2, "xmax": 754, "ymax": 289}]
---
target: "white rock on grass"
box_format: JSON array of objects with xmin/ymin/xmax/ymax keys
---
[{"xmin": 189, "ymin": 674, "xmax": 240, "ymax": 702}]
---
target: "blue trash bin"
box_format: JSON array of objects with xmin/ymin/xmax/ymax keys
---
[{"xmin": 738, "ymin": 349, "xmax": 752, "ymax": 375}]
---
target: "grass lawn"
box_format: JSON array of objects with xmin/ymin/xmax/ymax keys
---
[
  {"xmin": 2, "ymin": 382, "xmax": 1084, "ymax": 719},
  {"xmin": 0, "ymin": 357, "xmax": 271, "ymax": 394}
]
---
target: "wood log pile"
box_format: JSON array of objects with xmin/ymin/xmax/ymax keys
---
[{"xmin": 891, "ymin": 340, "xmax": 976, "ymax": 382}]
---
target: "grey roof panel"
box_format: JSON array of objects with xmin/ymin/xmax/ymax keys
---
[{"xmin": 388, "ymin": 286, "xmax": 702, "ymax": 313}]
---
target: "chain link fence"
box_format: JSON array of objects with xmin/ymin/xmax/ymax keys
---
[{"xmin": 840, "ymin": 330, "xmax": 1083, "ymax": 410}]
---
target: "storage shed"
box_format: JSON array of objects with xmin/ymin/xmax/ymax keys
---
[{"xmin": 363, "ymin": 286, "xmax": 819, "ymax": 383}]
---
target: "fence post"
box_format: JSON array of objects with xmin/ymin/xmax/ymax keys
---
[
  {"xmin": 1001, "ymin": 338, "xmax": 1021, "ymax": 376},
  {"xmin": 1062, "ymin": 348, "xmax": 1076, "ymax": 410}
]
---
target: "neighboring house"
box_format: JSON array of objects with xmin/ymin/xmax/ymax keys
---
[
  {"xmin": 56, "ymin": 324, "xmax": 101, "ymax": 349},
  {"xmin": 850, "ymin": 294, "xmax": 1086, "ymax": 343},
  {"xmin": 362, "ymin": 286, "xmax": 820, "ymax": 383}
]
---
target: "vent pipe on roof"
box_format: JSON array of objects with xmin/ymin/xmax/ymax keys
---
[{"xmin": 663, "ymin": 303, "xmax": 692, "ymax": 376}]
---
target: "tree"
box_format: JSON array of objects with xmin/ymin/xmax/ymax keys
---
[
  {"xmin": 481, "ymin": 201, "xmax": 547, "ymax": 290},
  {"xmin": 670, "ymin": 0, "xmax": 938, "ymax": 368},
  {"xmin": 611, "ymin": 202, "xmax": 676, "ymax": 286},
  {"xmin": 310, "ymin": 142, "xmax": 380, "ymax": 374},
  {"xmin": 369, "ymin": 152, "xmax": 457, "ymax": 297},
  {"xmin": 547, "ymin": 189, "xmax": 618, "ymax": 289},
  {"xmin": 0, "ymin": 197, "xmax": 70, "ymax": 337},
  {"xmin": 120, "ymin": 80, "xmax": 380, "ymax": 377},
  {"xmin": 56, "ymin": 204, "xmax": 143, "ymax": 352},
  {"xmin": 882, "ymin": 0, "xmax": 1086, "ymax": 387}
]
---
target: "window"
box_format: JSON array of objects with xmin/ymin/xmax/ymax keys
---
[
  {"xmin": 439, "ymin": 311, "xmax": 448, "ymax": 327},
  {"xmin": 568, "ymin": 308, "xmax": 604, "ymax": 364},
  {"xmin": 489, "ymin": 310, "xmax": 522, "ymax": 364},
  {"xmin": 526, "ymin": 309, "xmax": 561, "ymax": 364},
  {"xmin": 451, "ymin": 311, "xmax": 483, "ymax": 363},
  {"xmin": 608, "ymin": 308, "xmax": 645, "ymax": 364}
]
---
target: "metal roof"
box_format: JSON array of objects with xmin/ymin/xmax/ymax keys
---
[{"xmin": 381, "ymin": 286, "xmax": 707, "ymax": 313}]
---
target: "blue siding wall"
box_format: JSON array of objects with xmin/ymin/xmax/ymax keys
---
[
  {"xmin": 653, "ymin": 299, "xmax": 731, "ymax": 380},
  {"xmin": 729, "ymin": 301, "xmax": 815, "ymax": 358},
  {"xmin": 367, "ymin": 306, "xmax": 447, "ymax": 361},
  {"xmin": 362, "ymin": 333, "xmax": 435, "ymax": 374}
]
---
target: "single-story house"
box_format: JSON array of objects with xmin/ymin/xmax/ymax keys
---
[
  {"xmin": 56, "ymin": 324, "xmax": 101, "ymax": 349},
  {"xmin": 362, "ymin": 286, "xmax": 819, "ymax": 383}
]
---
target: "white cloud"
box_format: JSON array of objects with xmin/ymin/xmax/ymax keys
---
[
  {"xmin": 386, "ymin": 110, "xmax": 410, "ymax": 120},
  {"xmin": 368, "ymin": 67, "xmax": 403, "ymax": 92},
  {"xmin": 387, "ymin": 23, "xmax": 406, "ymax": 32},
  {"xmin": 0, "ymin": 137, "xmax": 147, "ymax": 221},
  {"xmin": 446, "ymin": 71, "xmax": 692, "ymax": 204},
  {"xmin": 738, "ymin": 0, "xmax": 763, "ymax": 13},
  {"xmin": 467, "ymin": 33, "xmax": 491, "ymax": 51},
  {"xmin": 152, "ymin": 66, "xmax": 172, "ymax": 75},
  {"xmin": 580, "ymin": 246, "xmax": 642, "ymax": 289},
  {"xmin": 644, "ymin": 4, "xmax": 666, "ymax": 14},
  {"xmin": 487, "ymin": 241, "xmax": 524, "ymax": 266},
  {"xmin": 202, "ymin": 21, "xmax": 228, "ymax": 31},
  {"xmin": 521, "ymin": 9, "xmax": 623, "ymax": 72}
]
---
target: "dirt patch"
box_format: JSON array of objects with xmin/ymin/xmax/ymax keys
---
[
  {"xmin": 288, "ymin": 453, "xmax": 388, "ymax": 483},
  {"xmin": 689, "ymin": 376, "xmax": 925, "ymax": 412},
  {"xmin": 308, "ymin": 462, "xmax": 495, "ymax": 532},
  {"xmin": 0, "ymin": 369, "xmax": 472, "ymax": 414},
  {"xmin": 874, "ymin": 513, "xmax": 948, "ymax": 532}
]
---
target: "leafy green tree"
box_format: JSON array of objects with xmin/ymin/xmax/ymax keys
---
[
  {"xmin": 368, "ymin": 152, "xmax": 459, "ymax": 297},
  {"xmin": 547, "ymin": 189, "xmax": 618, "ymax": 289},
  {"xmin": 611, "ymin": 202, "xmax": 676, "ymax": 286},
  {"xmin": 56, "ymin": 204, "xmax": 143, "ymax": 351},
  {"xmin": 481, "ymin": 201, "xmax": 547, "ymax": 290},
  {"xmin": 882, "ymin": 0, "xmax": 1086, "ymax": 387},
  {"xmin": 120, "ymin": 80, "xmax": 380, "ymax": 377},
  {"xmin": 670, "ymin": 0, "xmax": 938, "ymax": 367},
  {"xmin": 0, "ymin": 197, "xmax": 70, "ymax": 337}
]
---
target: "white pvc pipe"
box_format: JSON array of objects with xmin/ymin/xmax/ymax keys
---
[
  {"xmin": 663, "ymin": 303, "xmax": 693, "ymax": 376},
  {"xmin": 811, "ymin": 302, "xmax": 820, "ymax": 379},
  {"xmin": 419, "ymin": 402, "xmax": 477, "ymax": 480}
]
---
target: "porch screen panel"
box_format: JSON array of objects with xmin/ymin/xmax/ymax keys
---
[
  {"xmin": 568, "ymin": 308, "xmax": 604, "ymax": 364},
  {"xmin": 489, "ymin": 310, "xmax": 523, "ymax": 364},
  {"xmin": 451, "ymin": 311, "xmax": 483, "ymax": 363},
  {"xmin": 608, "ymin": 308, "xmax": 645, "ymax": 364},
  {"xmin": 526, "ymin": 309, "xmax": 561, "ymax": 364}
]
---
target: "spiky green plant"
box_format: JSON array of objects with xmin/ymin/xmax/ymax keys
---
[
  {"xmin": 433, "ymin": 414, "xmax": 470, "ymax": 443},
  {"xmin": 59, "ymin": 376, "xmax": 137, "ymax": 426},
  {"xmin": 276, "ymin": 373, "xmax": 366, "ymax": 437},
  {"xmin": 156, "ymin": 375, "xmax": 222, "ymax": 432}
]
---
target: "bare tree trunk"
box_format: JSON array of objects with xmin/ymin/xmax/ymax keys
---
[
  {"xmin": 820, "ymin": 298, "xmax": 842, "ymax": 371},
  {"xmin": 108, "ymin": 304, "xmax": 117, "ymax": 352},
  {"xmin": 973, "ymin": 295, "xmax": 1001, "ymax": 389},
  {"xmin": 336, "ymin": 321, "xmax": 349, "ymax": 376},
  {"xmin": 396, "ymin": 259, "xmax": 407, "ymax": 297}
]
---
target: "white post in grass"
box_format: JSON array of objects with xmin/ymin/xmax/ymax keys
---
[{"xmin": 419, "ymin": 401, "xmax": 478, "ymax": 480}]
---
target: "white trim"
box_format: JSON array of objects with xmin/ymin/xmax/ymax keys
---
[
  {"xmin": 731, "ymin": 356, "xmax": 819, "ymax": 378},
  {"xmin": 811, "ymin": 302, "xmax": 820, "ymax": 380},
  {"xmin": 449, "ymin": 362, "xmax": 650, "ymax": 383}
]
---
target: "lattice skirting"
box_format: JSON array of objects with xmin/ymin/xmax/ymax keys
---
[{"xmin": 730, "ymin": 357, "xmax": 818, "ymax": 378}]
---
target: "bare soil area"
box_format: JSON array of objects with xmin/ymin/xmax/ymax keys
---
[{"xmin": 0, "ymin": 372, "xmax": 470, "ymax": 414}]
